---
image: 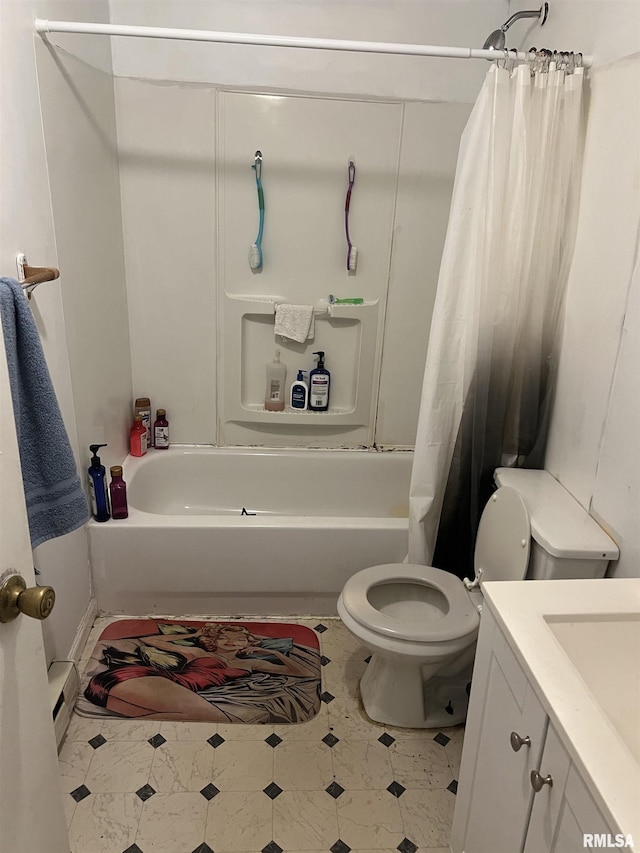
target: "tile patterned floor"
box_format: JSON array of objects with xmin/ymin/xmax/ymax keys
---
[{"xmin": 60, "ymin": 616, "xmax": 463, "ymax": 852}]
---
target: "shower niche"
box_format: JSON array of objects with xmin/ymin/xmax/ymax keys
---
[
  {"xmin": 217, "ymin": 90, "xmax": 403, "ymax": 446},
  {"xmin": 224, "ymin": 294, "xmax": 379, "ymax": 422}
]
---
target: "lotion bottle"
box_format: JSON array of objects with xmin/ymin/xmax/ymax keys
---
[
  {"xmin": 290, "ymin": 369, "xmax": 309, "ymax": 410},
  {"xmin": 309, "ymin": 351, "xmax": 330, "ymax": 412},
  {"xmin": 265, "ymin": 349, "xmax": 286, "ymax": 411}
]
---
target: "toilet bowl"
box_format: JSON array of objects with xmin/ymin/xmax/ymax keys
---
[
  {"xmin": 337, "ymin": 564, "xmax": 482, "ymax": 727},
  {"xmin": 338, "ymin": 468, "xmax": 619, "ymax": 729},
  {"xmin": 338, "ymin": 485, "xmax": 531, "ymax": 728}
]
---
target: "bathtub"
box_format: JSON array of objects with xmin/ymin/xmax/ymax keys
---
[{"xmin": 89, "ymin": 446, "xmax": 412, "ymax": 615}]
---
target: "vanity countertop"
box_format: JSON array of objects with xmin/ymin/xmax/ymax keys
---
[{"xmin": 482, "ymin": 578, "xmax": 640, "ymax": 844}]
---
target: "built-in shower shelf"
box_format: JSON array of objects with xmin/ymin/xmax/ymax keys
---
[
  {"xmin": 235, "ymin": 404, "xmax": 360, "ymax": 425},
  {"xmin": 223, "ymin": 291, "xmax": 380, "ymax": 435},
  {"xmin": 225, "ymin": 293, "xmax": 378, "ymax": 318}
]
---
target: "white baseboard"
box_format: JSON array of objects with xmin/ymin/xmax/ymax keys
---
[
  {"xmin": 68, "ymin": 596, "xmax": 98, "ymax": 665},
  {"xmin": 48, "ymin": 597, "xmax": 97, "ymax": 750},
  {"xmin": 49, "ymin": 661, "xmax": 80, "ymax": 751}
]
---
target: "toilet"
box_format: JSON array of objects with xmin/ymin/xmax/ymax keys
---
[{"xmin": 337, "ymin": 468, "xmax": 619, "ymax": 729}]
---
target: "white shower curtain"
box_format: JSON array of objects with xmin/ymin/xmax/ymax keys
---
[{"xmin": 408, "ymin": 60, "xmax": 585, "ymax": 571}]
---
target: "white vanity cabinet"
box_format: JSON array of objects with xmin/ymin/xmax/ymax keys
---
[{"xmin": 451, "ymin": 606, "xmax": 618, "ymax": 853}]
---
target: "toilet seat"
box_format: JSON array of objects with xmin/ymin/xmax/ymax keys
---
[{"xmin": 340, "ymin": 564, "xmax": 480, "ymax": 644}]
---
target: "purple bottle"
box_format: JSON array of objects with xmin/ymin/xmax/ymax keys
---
[{"xmin": 109, "ymin": 466, "xmax": 128, "ymax": 519}]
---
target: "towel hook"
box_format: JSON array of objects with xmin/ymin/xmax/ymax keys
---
[
  {"xmin": 252, "ymin": 150, "xmax": 262, "ymax": 181},
  {"xmin": 16, "ymin": 252, "xmax": 60, "ymax": 300}
]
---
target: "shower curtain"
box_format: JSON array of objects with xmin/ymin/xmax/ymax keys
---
[{"xmin": 408, "ymin": 59, "xmax": 585, "ymax": 576}]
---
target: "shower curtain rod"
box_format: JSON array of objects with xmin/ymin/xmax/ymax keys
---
[{"xmin": 34, "ymin": 19, "xmax": 592, "ymax": 67}]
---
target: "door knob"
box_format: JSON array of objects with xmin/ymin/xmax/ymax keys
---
[
  {"xmin": 0, "ymin": 574, "xmax": 56, "ymax": 623},
  {"xmin": 510, "ymin": 731, "xmax": 531, "ymax": 751},
  {"xmin": 530, "ymin": 770, "xmax": 553, "ymax": 792}
]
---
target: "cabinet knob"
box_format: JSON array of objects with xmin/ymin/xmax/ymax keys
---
[
  {"xmin": 510, "ymin": 731, "xmax": 531, "ymax": 752},
  {"xmin": 530, "ymin": 770, "xmax": 553, "ymax": 792}
]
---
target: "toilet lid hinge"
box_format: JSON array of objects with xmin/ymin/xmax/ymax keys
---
[{"xmin": 463, "ymin": 567, "xmax": 483, "ymax": 591}]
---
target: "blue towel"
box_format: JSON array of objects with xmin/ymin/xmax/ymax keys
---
[{"xmin": 0, "ymin": 277, "xmax": 88, "ymax": 549}]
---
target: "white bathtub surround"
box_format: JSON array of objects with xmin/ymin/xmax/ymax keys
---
[
  {"xmin": 216, "ymin": 91, "xmax": 401, "ymax": 447},
  {"xmin": 60, "ymin": 616, "xmax": 460, "ymax": 852},
  {"xmin": 115, "ymin": 72, "xmax": 468, "ymax": 450},
  {"xmin": 88, "ymin": 447, "xmax": 412, "ymax": 615}
]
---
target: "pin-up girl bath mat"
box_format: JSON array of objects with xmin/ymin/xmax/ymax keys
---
[{"xmin": 77, "ymin": 620, "xmax": 321, "ymax": 724}]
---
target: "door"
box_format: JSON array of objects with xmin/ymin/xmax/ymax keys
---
[{"xmin": 0, "ymin": 321, "xmax": 69, "ymax": 850}]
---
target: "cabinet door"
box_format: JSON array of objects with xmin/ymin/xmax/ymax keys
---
[
  {"xmin": 452, "ymin": 610, "xmax": 548, "ymax": 853},
  {"xmin": 525, "ymin": 724, "xmax": 613, "ymax": 853}
]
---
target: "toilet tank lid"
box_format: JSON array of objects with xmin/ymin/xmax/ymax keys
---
[{"xmin": 494, "ymin": 469, "xmax": 619, "ymax": 560}]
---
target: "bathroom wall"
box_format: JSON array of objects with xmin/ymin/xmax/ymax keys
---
[
  {"xmin": 105, "ymin": 0, "xmax": 499, "ymax": 443},
  {"xmin": 111, "ymin": 16, "xmax": 474, "ymax": 447},
  {"xmin": 36, "ymin": 43, "xmax": 132, "ymax": 476},
  {"xmin": 114, "ymin": 78, "xmax": 218, "ymax": 445},
  {"xmin": 545, "ymin": 56, "xmax": 640, "ymax": 579},
  {"xmin": 108, "ymin": 0, "xmax": 505, "ymax": 102},
  {"xmin": 35, "ymin": 38, "xmax": 133, "ymax": 650},
  {"xmin": 0, "ymin": 0, "xmax": 131, "ymax": 663},
  {"xmin": 511, "ymin": 0, "xmax": 640, "ymax": 579},
  {"xmin": 103, "ymin": 0, "xmax": 497, "ymax": 448},
  {"xmin": 507, "ymin": 0, "xmax": 640, "ymax": 65},
  {"xmin": 37, "ymin": 0, "xmax": 507, "ymax": 452}
]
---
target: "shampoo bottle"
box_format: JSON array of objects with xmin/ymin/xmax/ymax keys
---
[
  {"xmin": 290, "ymin": 369, "xmax": 309, "ymax": 410},
  {"xmin": 133, "ymin": 397, "xmax": 152, "ymax": 447},
  {"xmin": 309, "ymin": 351, "xmax": 330, "ymax": 412},
  {"xmin": 88, "ymin": 444, "xmax": 110, "ymax": 522},
  {"xmin": 130, "ymin": 414, "xmax": 148, "ymax": 457},
  {"xmin": 265, "ymin": 349, "xmax": 287, "ymax": 411}
]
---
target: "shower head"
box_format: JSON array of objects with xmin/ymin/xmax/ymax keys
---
[
  {"xmin": 483, "ymin": 28, "xmax": 507, "ymax": 51},
  {"xmin": 482, "ymin": 2, "xmax": 549, "ymax": 52}
]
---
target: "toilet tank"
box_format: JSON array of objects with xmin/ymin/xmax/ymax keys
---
[{"xmin": 493, "ymin": 469, "xmax": 619, "ymax": 580}]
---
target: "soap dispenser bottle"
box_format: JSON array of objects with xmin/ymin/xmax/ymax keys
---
[
  {"xmin": 88, "ymin": 444, "xmax": 110, "ymax": 522},
  {"xmin": 309, "ymin": 351, "xmax": 330, "ymax": 412},
  {"xmin": 290, "ymin": 369, "xmax": 309, "ymax": 410},
  {"xmin": 265, "ymin": 349, "xmax": 287, "ymax": 411}
]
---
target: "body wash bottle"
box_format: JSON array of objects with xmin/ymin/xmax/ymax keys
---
[
  {"xmin": 265, "ymin": 349, "xmax": 287, "ymax": 411},
  {"xmin": 309, "ymin": 351, "xmax": 330, "ymax": 412}
]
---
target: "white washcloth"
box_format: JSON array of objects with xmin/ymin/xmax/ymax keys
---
[{"xmin": 274, "ymin": 304, "xmax": 315, "ymax": 343}]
